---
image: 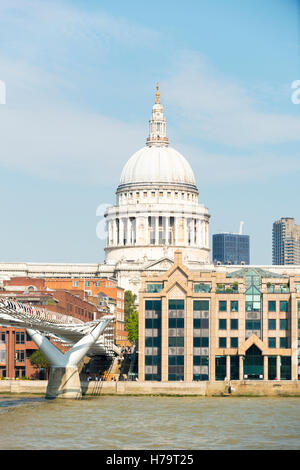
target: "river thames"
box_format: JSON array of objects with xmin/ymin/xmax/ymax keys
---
[{"xmin": 0, "ymin": 395, "xmax": 299, "ymax": 450}]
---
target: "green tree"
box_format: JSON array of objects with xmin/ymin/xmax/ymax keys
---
[
  {"xmin": 124, "ymin": 290, "xmax": 137, "ymax": 321},
  {"xmin": 29, "ymin": 349, "xmax": 51, "ymax": 379},
  {"xmin": 125, "ymin": 311, "xmax": 138, "ymax": 344}
]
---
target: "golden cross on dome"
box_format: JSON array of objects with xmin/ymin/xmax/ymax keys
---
[{"xmin": 155, "ymin": 82, "xmax": 160, "ymax": 104}]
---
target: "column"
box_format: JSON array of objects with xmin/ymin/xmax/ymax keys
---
[
  {"xmin": 264, "ymin": 355, "xmax": 268, "ymax": 380},
  {"xmin": 276, "ymin": 355, "xmax": 281, "ymax": 380},
  {"xmin": 126, "ymin": 218, "xmax": 131, "ymax": 245},
  {"xmin": 165, "ymin": 216, "xmax": 169, "ymax": 245},
  {"xmin": 144, "ymin": 216, "xmax": 149, "ymax": 245},
  {"xmin": 196, "ymin": 219, "xmax": 201, "ymax": 247},
  {"xmin": 174, "ymin": 216, "xmax": 178, "ymax": 245},
  {"xmin": 108, "ymin": 220, "xmax": 113, "ymax": 246},
  {"xmin": 113, "ymin": 219, "xmax": 118, "ymax": 246},
  {"xmin": 205, "ymin": 221, "xmax": 209, "ymax": 249},
  {"xmin": 184, "ymin": 217, "xmax": 188, "ymax": 246},
  {"xmin": 119, "ymin": 218, "xmax": 124, "ymax": 246},
  {"xmin": 239, "ymin": 355, "xmax": 243, "ymax": 380},
  {"xmin": 226, "ymin": 355, "xmax": 231, "ymax": 380},
  {"xmin": 161, "ymin": 296, "xmax": 168, "ymax": 381},
  {"xmin": 191, "ymin": 219, "xmax": 195, "ymax": 246},
  {"xmin": 185, "ymin": 296, "xmax": 193, "ymax": 382},
  {"xmin": 155, "ymin": 216, "xmax": 159, "ymax": 245}
]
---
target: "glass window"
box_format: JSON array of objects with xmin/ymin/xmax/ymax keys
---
[
  {"xmin": 245, "ymin": 320, "xmax": 261, "ymax": 330},
  {"xmin": 280, "ymin": 337, "xmax": 288, "ymax": 348},
  {"xmin": 230, "ymin": 301, "xmax": 238, "ymax": 312},
  {"xmin": 95, "ymin": 281, "xmax": 100, "ymax": 287},
  {"xmin": 147, "ymin": 283, "xmax": 163, "ymax": 293},
  {"xmin": 73, "ymin": 281, "xmax": 78, "ymax": 287},
  {"xmin": 230, "ymin": 337, "xmax": 238, "ymax": 348},
  {"xmin": 169, "ymin": 318, "xmax": 184, "ymax": 329},
  {"xmin": 193, "ymin": 356, "xmax": 209, "ymax": 366},
  {"xmin": 168, "ymin": 299, "xmax": 184, "ymax": 310},
  {"xmin": 280, "ymin": 319, "xmax": 288, "ymax": 330},
  {"xmin": 268, "ymin": 319, "xmax": 276, "ymax": 330},
  {"xmin": 168, "ymin": 337, "xmax": 184, "ymax": 347},
  {"xmin": 298, "ymin": 300, "xmax": 300, "ymax": 312},
  {"xmin": 0, "ymin": 333, "xmax": 5, "ymax": 344},
  {"xmin": 230, "ymin": 319, "xmax": 238, "ymax": 330},
  {"xmin": 145, "ymin": 300, "xmax": 161, "ymax": 311},
  {"xmin": 281, "ymin": 356, "xmax": 291, "ymax": 380},
  {"xmin": 268, "ymin": 301, "xmax": 276, "ymax": 312},
  {"xmin": 268, "ymin": 337, "xmax": 276, "ymax": 348},
  {"xmin": 219, "ymin": 319, "xmax": 227, "ymax": 330},
  {"xmin": 215, "ymin": 356, "xmax": 226, "ymax": 381},
  {"xmin": 193, "ymin": 318, "xmax": 209, "ymax": 329},
  {"xmin": 219, "ymin": 301, "xmax": 227, "ymax": 312},
  {"xmin": 280, "ymin": 301, "xmax": 288, "ymax": 312},
  {"xmin": 193, "ymin": 337, "xmax": 209, "ymax": 348},
  {"xmin": 84, "ymin": 281, "xmax": 90, "ymax": 287},
  {"xmin": 15, "ymin": 332, "xmax": 25, "ymax": 344},
  {"xmin": 194, "ymin": 283, "xmax": 210, "ymax": 293},
  {"xmin": 193, "ymin": 300, "xmax": 209, "ymax": 311},
  {"xmin": 219, "ymin": 337, "xmax": 227, "ymax": 348}
]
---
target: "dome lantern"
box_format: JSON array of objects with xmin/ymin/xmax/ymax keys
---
[{"xmin": 146, "ymin": 83, "xmax": 169, "ymax": 148}]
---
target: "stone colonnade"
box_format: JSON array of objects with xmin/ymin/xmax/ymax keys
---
[{"xmin": 107, "ymin": 215, "xmax": 209, "ymax": 248}]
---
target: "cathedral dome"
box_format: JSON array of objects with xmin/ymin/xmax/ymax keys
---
[
  {"xmin": 119, "ymin": 145, "xmax": 196, "ymax": 188},
  {"xmin": 118, "ymin": 83, "xmax": 197, "ymax": 191}
]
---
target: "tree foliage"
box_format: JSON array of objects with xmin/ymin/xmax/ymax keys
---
[
  {"xmin": 29, "ymin": 349, "xmax": 51, "ymax": 370},
  {"xmin": 124, "ymin": 290, "xmax": 137, "ymax": 321},
  {"xmin": 125, "ymin": 311, "xmax": 139, "ymax": 344},
  {"xmin": 124, "ymin": 290, "xmax": 138, "ymax": 344}
]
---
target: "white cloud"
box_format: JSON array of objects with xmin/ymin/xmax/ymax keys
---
[
  {"xmin": 177, "ymin": 143, "xmax": 300, "ymax": 186},
  {"xmin": 0, "ymin": 101, "xmax": 145, "ymax": 185},
  {"xmin": 163, "ymin": 51, "xmax": 300, "ymax": 147}
]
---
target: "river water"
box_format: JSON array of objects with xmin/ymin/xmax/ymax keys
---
[{"xmin": 0, "ymin": 395, "xmax": 299, "ymax": 450}]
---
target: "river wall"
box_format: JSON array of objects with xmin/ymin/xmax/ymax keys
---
[{"xmin": 1, "ymin": 380, "xmax": 300, "ymax": 396}]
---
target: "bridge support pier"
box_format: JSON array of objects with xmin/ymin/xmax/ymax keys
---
[
  {"xmin": 26, "ymin": 319, "xmax": 112, "ymax": 399},
  {"xmin": 46, "ymin": 366, "xmax": 81, "ymax": 399}
]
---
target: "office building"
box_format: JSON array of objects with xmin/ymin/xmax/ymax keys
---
[
  {"xmin": 272, "ymin": 217, "xmax": 300, "ymax": 265},
  {"xmin": 212, "ymin": 231, "xmax": 250, "ymax": 265},
  {"xmin": 139, "ymin": 251, "xmax": 300, "ymax": 382}
]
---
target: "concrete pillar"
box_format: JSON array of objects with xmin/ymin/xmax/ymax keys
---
[
  {"xmin": 264, "ymin": 355, "xmax": 268, "ymax": 380},
  {"xmin": 239, "ymin": 355, "xmax": 243, "ymax": 380},
  {"xmin": 161, "ymin": 296, "xmax": 168, "ymax": 381},
  {"xmin": 26, "ymin": 317, "xmax": 113, "ymax": 399},
  {"xmin": 185, "ymin": 297, "xmax": 193, "ymax": 382},
  {"xmin": 226, "ymin": 355, "xmax": 230, "ymax": 380},
  {"xmin": 276, "ymin": 355, "xmax": 281, "ymax": 380}
]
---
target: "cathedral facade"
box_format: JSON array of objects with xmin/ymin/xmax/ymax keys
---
[{"xmin": 103, "ymin": 84, "xmax": 210, "ymax": 293}]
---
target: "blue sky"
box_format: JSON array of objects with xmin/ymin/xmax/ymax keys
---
[{"xmin": 0, "ymin": 0, "xmax": 299, "ymax": 264}]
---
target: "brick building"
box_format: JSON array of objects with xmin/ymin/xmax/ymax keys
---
[
  {"xmin": 0, "ymin": 277, "xmax": 112, "ymax": 379},
  {"xmin": 43, "ymin": 277, "xmax": 127, "ymax": 346}
]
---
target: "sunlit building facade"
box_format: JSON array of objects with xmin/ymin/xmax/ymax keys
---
[{"xmin": 139, "ymin": 251, "xmax": 300, "ymax": 382}]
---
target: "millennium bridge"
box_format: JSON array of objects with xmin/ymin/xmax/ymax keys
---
[{"xmin": 0, "ymin": 298, "xmax": 119, "ymax": 398}]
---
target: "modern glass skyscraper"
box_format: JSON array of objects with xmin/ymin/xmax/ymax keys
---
[
  {"xmin": 272, "ymin": 218, "xmax": 300, "ymax": 265},
  {"xmin": 212, "ymin": 233, "xmax": 250, "ymax": 265}
]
